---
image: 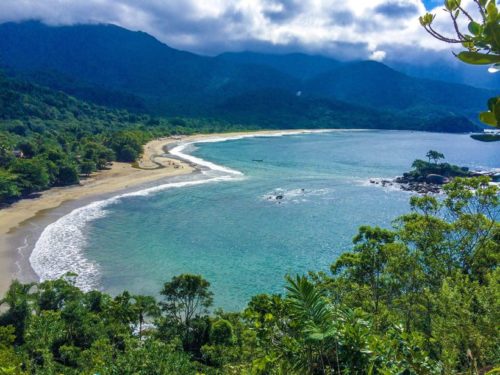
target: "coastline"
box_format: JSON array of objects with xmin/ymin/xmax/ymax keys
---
[{"xmin": 0, "ymin": 129, "xmax": 326, "ymax": 295}]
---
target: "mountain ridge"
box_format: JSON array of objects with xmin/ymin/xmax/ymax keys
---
[{"xmin": 0, "ymin": 21, "xmax": 488, "ymax": 132}]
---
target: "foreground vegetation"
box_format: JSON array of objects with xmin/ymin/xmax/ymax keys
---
[
  {"xmin": 0, "ymin": 73, "xmax": 252, "ymax": 204},
  {"xmin": 0, "ymin": 177, "xmax": 498, "ymax": 374}
]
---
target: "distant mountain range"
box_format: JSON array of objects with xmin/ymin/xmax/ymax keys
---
[
  {"xmin": 0, "ymin": 21, "xmax": 496, "ymax": 133},
  {"xmin": 387, "ymin": 59, "xmax": 500, "ymax": 91}
]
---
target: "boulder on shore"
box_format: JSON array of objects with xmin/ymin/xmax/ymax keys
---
[{"xmin": 426, "ymin": 174, "xmax": 448, "ymax": 185}]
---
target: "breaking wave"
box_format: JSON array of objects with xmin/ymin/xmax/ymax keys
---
[{"xmin": 30, "ymin": 130, "xmax": 332, "ymax": 290}]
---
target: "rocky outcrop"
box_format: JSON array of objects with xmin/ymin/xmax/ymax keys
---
[
  {"xmin": 370, "ymin": 177, "xmax": 441, "ymax": 194},
  {"xmin": 425, "ymin": 174, "xmax": 449, "ymax": 185},
  {"xmin": 370, "ymin": 170, "xmax": 498, "ymax": 194}
]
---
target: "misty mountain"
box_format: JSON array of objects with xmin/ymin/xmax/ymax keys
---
[
  {"xmin": 304, "ymin": 61, "xmax": 492, "ymax": 120},
  {"xmin": 0, "ymin": 21, "xmax": 487, "ymax": 132},
  {"xmin": 217, "ymin": 51, "xmax": 340, "ymax": 81},
  {"xmin": 387, "ymin": 59, "xmax": 500, "ymax": 91}
]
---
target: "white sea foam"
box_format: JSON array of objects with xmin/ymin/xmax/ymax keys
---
[
  {"xmin": 356, "ymin": 177, "xmax": 417, "ymax": 194},
  {"xmin": 170, "ymin": 143, "xmax": 243, "ymax": 176},
  {"xmin": 262, "ymin": 187, "xmax": 333, "ymax": 204},
  {"xmin": 30, "ymin": 176, "xmax": 236, "ymax": 290},
  {"xmin": 30, "ymin": 199, "xmax": 109, "ymax": 290},
  {"xmin": 30, "ymin": 130, "xmax": 332, "ymax": 289},
  {"xmin": 169, "ymin": 130, "xmax": 334, "ymax": 176}
]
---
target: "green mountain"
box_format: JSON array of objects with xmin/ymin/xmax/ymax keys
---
[
  {"xmin": 0, "ymin": 21, "xmax": 486, "ymax": 132},
  {"xmin": 0, "ymin": 21, "xmax": 298, "ymax": 115},
  {"xmin": 216, "ymin": 51, "xmax": 340, "ymax": 80},
  {"xmin": 305, "ymin": 61, "xmax": 493, "ymax": 118},
  {"xmin": 219, "ymin": 53, "xmax": 494, "ymax": 120}
]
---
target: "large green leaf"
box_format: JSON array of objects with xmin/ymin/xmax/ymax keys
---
[
  {"xmin": 479, "ymin": 111, "xmax": 497, "ymax": 126},
  {"xmin": 457, "ymin": 51, "xmax": 500, "ymax": 64},
  {"xmin": 468, "ymin": 21, "xmax": 482, "ymax": 36},
  {"xmin": 486, "ymin": 1, "xmax": 498, "ymax": 21}
]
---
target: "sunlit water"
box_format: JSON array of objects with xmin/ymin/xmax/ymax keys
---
[{"xmin": 30, "ymin": 130, "xmax": 499, "ymax": 310}]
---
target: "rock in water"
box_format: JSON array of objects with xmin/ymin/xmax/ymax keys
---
[{"xmin": 426, "ymin": 174, "xmax": 448, "ymax": 185}]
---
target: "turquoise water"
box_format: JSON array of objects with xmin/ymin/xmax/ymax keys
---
[{"xmin": 32, "ymin": 131, "xmax": 499, "ymax": 311}]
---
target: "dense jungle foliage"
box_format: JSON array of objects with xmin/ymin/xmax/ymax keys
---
[
  {"xmin": 0, "ymin": 177, "xmax": 498, "ymax": 374},
  {"xmin": 0, "ymin": 74, "xmax": 252, "ymax": 204}
]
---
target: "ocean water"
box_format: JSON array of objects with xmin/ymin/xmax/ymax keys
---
[{"xmin": 30, "ymin": 130, "xmax": 499, "ymax": 311}]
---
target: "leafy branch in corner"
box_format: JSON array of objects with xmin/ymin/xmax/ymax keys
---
[{"xmin": 420, "ymin": 0, "xmax": 500, "ymax": 127}]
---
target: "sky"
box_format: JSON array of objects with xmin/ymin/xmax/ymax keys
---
[{"xmin": 0, "ymin": 0, "xmax": 484, "ymax": 62}]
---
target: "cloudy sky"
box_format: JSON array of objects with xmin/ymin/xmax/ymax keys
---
[{"xmin": 0, "ymin": 0, "xmax": 479, "ymax": 62}]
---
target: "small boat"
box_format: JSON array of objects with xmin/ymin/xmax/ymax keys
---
[{"xmin": 252, "ymin": 159, "xmax": 264, "ymax": 162}]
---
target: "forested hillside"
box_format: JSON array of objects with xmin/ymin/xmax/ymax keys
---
[
  {"xmin": 0, "ymin": 67, "xmax": 481, "ymax": 204},
  {"xmin": 0, "ymin": 74, "xmax": 247, "ymax": 204},
  {"xmin": 305, "ymin": 61, "xmax": 491, "ymax": 117},
  {"xmin": 0, "ymin": 21, "xmax": 491, "ymax": 129},
  {"xmin": 212, "ymin": 88, "xmax": 477, "ymax": 131}
]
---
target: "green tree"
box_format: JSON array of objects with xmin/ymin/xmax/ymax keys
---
[
  {"xmin": 108, "ymin": 131, "xmax": 143, "ymax": 163},
  {"xmin": 159, "ymin": 274, "xmax": 213, "ymax": 356},
  {"xmin": 79, "ymin": 160, "xmax": 96, "ymax": 177},
  {"xmin": 331, "ymin": 226, "xmax": 396, "ymax": 317},
  {"xmin": 285, "ymin": 274, "xmax": 341, "ymax": 373},
  {"xmin": 9, "ymin": 159, "xmax": 49, "ymax": 193},
  {"xmin": 426, "ymin": 149, "xmax": 445, "ymax": 164},
  {"xmin": 160, "ymin": 274, "xmax": 214, "ymax": 327},
  {"xmin": 201, "ymin": 319, "xmax": 237, "ymax": 367},
  {"xmin": 0, "ymin": 326, "xmax": 24, "ymax": 374},
  {"xmin": 432, "ymin": 271, "xmax": 499, "ymax": 372},
  {"xmin": 0, "ymin": 139, "xmax": 13, "ymax": 166},
  {"xmin": 0, "ymin": 281, "xmax": 34, "ymax": 344},
  {"xmin": 117, "ymin": 144, "xmax": 138, "ymax": 162},
  {"xmin": 56, "ymin": 164, "xmax": 79, "ymax": 186},
  {"xmin": 108, "ymin": 291, "xmax": 136, "ymax": 326},
  {"xmin": 210, "ymin": 319, "xmax": 234, "ymax": 345},
  {"xmin": 0, "ymin": 170, "xmax": 20, "ymax": 201},
  {"xmin": 132, "ymin": 295, "xmax": 159, "ymax": 340}
]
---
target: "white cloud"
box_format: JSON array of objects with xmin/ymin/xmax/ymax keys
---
[
  {"xmin": 369, "ymin": 50, "xmax": 387, "ymax": 62},
  {"xmin": 0, "ymin": 0, "xmax": 477, "ymax": 60}
]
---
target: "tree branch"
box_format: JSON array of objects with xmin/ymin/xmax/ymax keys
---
[
  {"xmin": 473, "ymin": 0, "xmax": 487, "ymax": 23},
  {"xmin": 458, "ymin": 6, "xmax": 474, "ymax": 23},
  {"xmin": 425, "ymin": 25, "xmax": 464, "ymax": 43},
  {"xmin": 449, "ymin": 11, "xmax": 466, "ymax": 41}
]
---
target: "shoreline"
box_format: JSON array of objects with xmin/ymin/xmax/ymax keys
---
[{"xmin": 0, "ymin": 129, "xmax": 328, "ymax": 295}]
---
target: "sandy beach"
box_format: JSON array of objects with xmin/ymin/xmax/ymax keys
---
[
  {"xmin": 0, "ymin": 129, "xmax": 316, "ymax": 295},
  {"xmin": 0, "ymin": 135, "xmax": 195, "ymax": 294}
]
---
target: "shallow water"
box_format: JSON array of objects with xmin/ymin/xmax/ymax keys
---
[{"xmin": 30, "ymin": 130, "xmax": 499, "ymax": 310}]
